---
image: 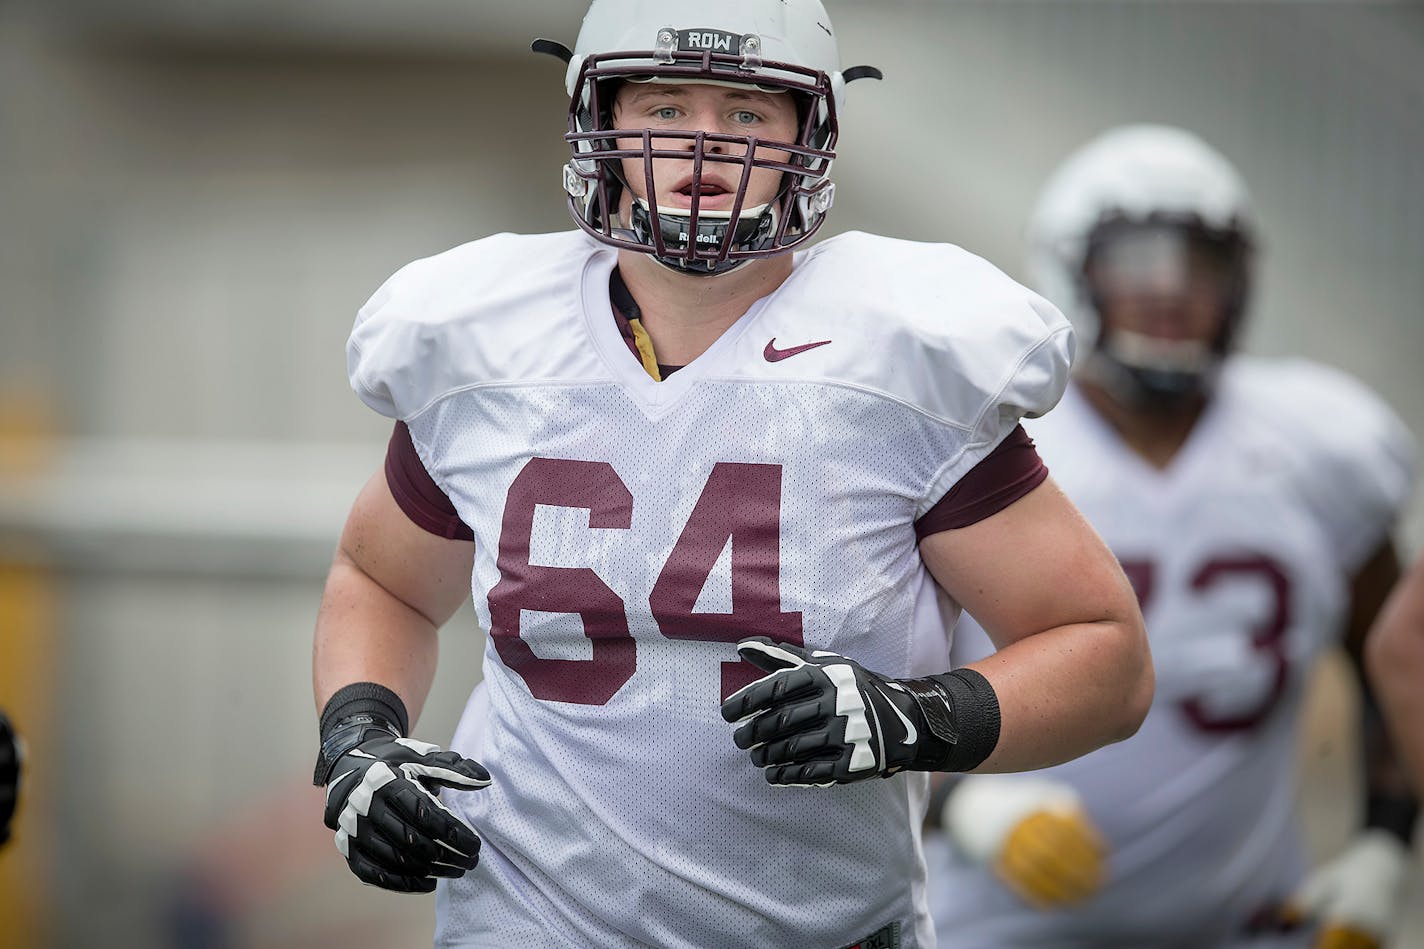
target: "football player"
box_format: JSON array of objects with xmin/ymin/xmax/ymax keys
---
[
  {"xmin": 311, "ymin": 2, "xmax": 1153, "ymax": 945},
  {"xmin": 1368, "ymin": 552, "xmax": 1424, "ymax": 793},
  {"xmin": 926, "ymin": 125, "xmax": 1418, "ymax": 948},
  {"xmin": 0, "ymin": 709, "xmax": 19, "ymax": 848}
]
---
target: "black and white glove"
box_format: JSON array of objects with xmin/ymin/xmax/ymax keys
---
[
  {"xmin": 315, "ymin": 684, "xmax": 490, "ymax": 893},
  {"xmin": 720, "ymin": 637, "xmax": 1000, "ymax": 787},
  {"xmin": 1282, "ymin": 830, "xmax": 1410, "ymax": 949},
  {"xmin": 0, "ymin": 710, "xmax": 21, "ymax": 848}
]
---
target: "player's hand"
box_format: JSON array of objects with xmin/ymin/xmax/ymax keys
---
[
  {"xmin": 943, "ymin": 774, "xmax": 1106, "ymax": 908},
  {"xmin": 1283, "ymin": 830, "xmax": 1409, "ymax": 949},
  {"xmin": 321, "ymin": 734, "xmax": 490, "ymax": 892},
  {"xmin": 720, "ymin": 637, "xmax": 949, "ymax": 786}
]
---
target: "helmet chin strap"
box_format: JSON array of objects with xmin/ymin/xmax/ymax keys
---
[
  {"xmin": 624, "ymin": 199, "xmax": 778, "ymax": 277},
  {"xmin": 1083, "ymin": 329, "xmax": 1220, "ymax": 411}
]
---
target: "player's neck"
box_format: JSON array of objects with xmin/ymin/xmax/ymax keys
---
[
  {"xmin": 1077, "ymin": 380, "xmax": 1207, "ymax": 470},
  {"xmin": 616, "ymin": 251, "xmax": 794, "ymax": 366}
]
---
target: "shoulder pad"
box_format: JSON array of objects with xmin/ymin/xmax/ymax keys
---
[{"xmin": 347, "ymin": 232, "xmax": 600, "ymax": 419}]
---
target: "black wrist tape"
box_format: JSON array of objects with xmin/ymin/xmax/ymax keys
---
[
  {"xmin": 318, "ymin": 682, "xmax": 410, "ymax": 741},
  {"xmin": 935, "ymin": 668, "xmax": 1001, "ymax": 773},
  {"xmin": 313, "ymin": 682, "xmax": 410, "ymax": 785},
  {"xmin": 1366, "ymin": 790, "xmax": 1419, "ymax": 846}
]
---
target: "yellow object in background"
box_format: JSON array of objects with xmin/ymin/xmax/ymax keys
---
[
  {"xmin": 1314, "ymin": 927, "xmax": 1381, "ymax": 949},
  {"xmin": 944, "ymin": 773, "xmax": 1108, "ymax": 910},
  {"xmin": 994, "ymin": 806, "xmax": 1106, "ymax": 908}
]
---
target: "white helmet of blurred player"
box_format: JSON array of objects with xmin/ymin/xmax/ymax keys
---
[
  {"xmin": 535, "ymin": 0, "xmax": 880, "ymax": 276},
  {"xmin": 1027, "ymin": 124, "xmax": 1256, "ymax": 407}
]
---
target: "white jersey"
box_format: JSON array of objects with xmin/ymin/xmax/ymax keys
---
[
  {"xmin": 929, "ymin": 362, "xmax": 1416, "ymax": 948},
  {"xmin": 347, "ymin": 229, "xmax": 1072, "ymax": 948}
]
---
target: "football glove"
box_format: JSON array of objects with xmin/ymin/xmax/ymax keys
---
[
  {"xmin": 1283, "ymin": 830, "xmax": 1410, "ymax": 949},
  {"xmin": 944, "ymin": 774, "xmax": 1106, "ymax": 908},
  {"xmin": 320, "ymin": 731, "xmax": 490, "ymax": 893},
  {"xmin": 720, "ymin": 637, "xmax": 995, "ymax": 786},
  {"xmin": 0, "ymin": 710, "xmax": 21, "ymax": 848}
]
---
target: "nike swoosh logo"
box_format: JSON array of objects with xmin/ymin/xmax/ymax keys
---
[
  {"xmin": 325, "ymin": 769, "xmax": 358, "ymax": 805},
  {"xmin": 764, "ymin": 338, "xmax": 832, "ymax": 362},
  {"xmin": 882, "ymin": 692, "xmax": 918, "ymax": 745}
]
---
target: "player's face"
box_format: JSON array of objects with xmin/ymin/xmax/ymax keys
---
[
  {"xmin": 611, "ymin": 82, "xmax": 800, "ymax": 214},
  {"xmin": 1086, "ymin": 225, "xmax": 1237, "ymax": 345}
]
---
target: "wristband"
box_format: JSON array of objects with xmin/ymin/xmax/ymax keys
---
[
  {"xmin": 1366, "ymin": 790, "xmax": 1419, "ymax": 846},
  {"xmin": 897, "ymin": 668, "xmax": 1001, "ymax": 773},
  {"xmin": 312, "ymin": 682, "xmax": 410, "ymax": 785},
  {"xmin": 1359, "ymin": 688, "xmax": 1419, "ymax": 845},
  {"xmin": 934, "ymin": 668, "xmax": 1001, "ymax": 773}
]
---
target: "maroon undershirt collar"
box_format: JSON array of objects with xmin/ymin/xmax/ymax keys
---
[{"xmin": 610, "ymin": 268, "xmax": 683, "ymax": 378}]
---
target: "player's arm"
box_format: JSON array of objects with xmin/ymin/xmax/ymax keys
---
[
  {"xmin": 1288, "ymin": 541, "xmax": 1416, "ymax": 949},
  {"xmin": 922, "ymin": 510, "xmax": 1117, "ymax": 910},
  {"xmin": 1344, "ymin": 542, "xmax": 1415, "ymax": 841},
  {"xmin": 311, "ymin": 463, "xmax": 489, "ymax": 893},
  {"xmin": 313, "ymin": 466, "xmax": 472, "ymax": 718},
  {"xmin": 1367, "ymin": 550, "xmax": 1424, "ymax": 792},
  {"xmin": 919, "ymin": 476, "xmax": 1152, "ymax": 772},
  {"xmin": 914, "ymin": 480, "xmax": 1139, "ymax": 907}
]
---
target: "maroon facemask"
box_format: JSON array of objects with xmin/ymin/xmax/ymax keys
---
[{"xmin": 547, "ymin": 40, "xmax": 844, "ymax": 275}]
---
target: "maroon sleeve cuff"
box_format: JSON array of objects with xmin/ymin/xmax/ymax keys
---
[
  {"xmin": 915, "ymin": 425, "xmax": 1049, "ymax": 539},
  {"xmin": 384, "ymin": 422, "xmax": 474, "ymax": 542}
]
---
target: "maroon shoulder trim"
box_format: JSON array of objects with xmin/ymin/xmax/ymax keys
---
[
  {"xmin": 915, "ymin": 425, "xmax": 1049, "ymax": 539},
  {"xmin": 384, "ymin": 422, "xmax": 474, "ymax": 542}
]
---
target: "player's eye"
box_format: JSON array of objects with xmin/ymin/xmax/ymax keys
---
[
  {"xmin": 731, "ymin": 110, "xmax": 761, "ymax": 125},
  {"xmin": 653, "ymin": 106, "xmax": 681, "ymax": 121}
]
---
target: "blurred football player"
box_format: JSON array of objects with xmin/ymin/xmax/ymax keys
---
[
  {"xmin": 1368, "ymin": 551, "xmax": 1424, "ymax": 793},
  {"xmin": 311, "ymin": 2, "xmax": 1153, "ymax": 944},
  {"xmin": 927, "ymin": 125, "xmax": 1418, "ymax": 949},
  {"xmin": 0, "ymin": 709, "xmax": 19, "ymax": 849}
]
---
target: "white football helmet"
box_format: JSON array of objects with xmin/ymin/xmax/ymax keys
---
[
  {"xmin": 535, "ymin": 0, "xmax": 880, "ymax": 275},
  {"xmin": 1027, "ymin": 124, "xmax": 1256, "ymax": 405}
]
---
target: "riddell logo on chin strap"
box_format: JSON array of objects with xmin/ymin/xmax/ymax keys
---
[{"xmin": 678, "ymin": 29, "xmax": 738, "ymax": 53}]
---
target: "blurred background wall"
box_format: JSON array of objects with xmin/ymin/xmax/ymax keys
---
[{"xmin": 0, "ymin": 1, "xmax": 1420, "ymax": 946}]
